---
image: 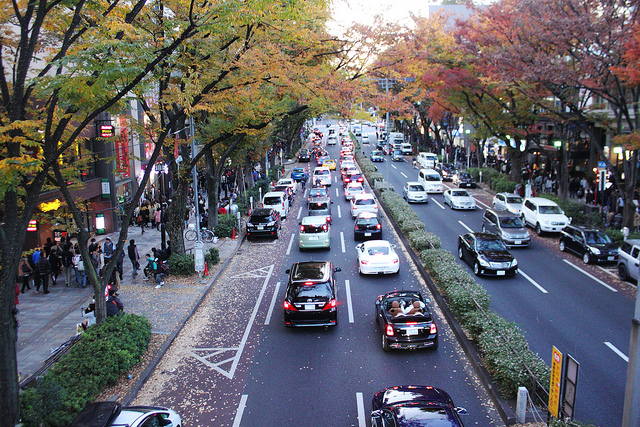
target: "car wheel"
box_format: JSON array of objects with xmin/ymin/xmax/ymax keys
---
[
  {"xmin": 559, "ymin": 240, "xmax": 566, "ymax": 251},
  {"xmin": 619, "ymin": 263, "xmax": 629, "ymax": 281},
  {"xmin": 381, "ymin": 334, "xmax": 390, "ymax": 352},
  {"xmin": 473, "ymin": 262, "xmax": 481, "ymax": 276},
  {"xmin": 535, "ymin": 223, "xmax": 542, "ymax": 235},
  {"xmin": 431, "ymin": 338, "xmax": 439, "ymax": 351},
  {"xmin": 583, "ymin": 252, "xmax": 591, "ymax": 264},
  {"xmin": 274, "ymin": 228, "xmax": 279, "ymax": 239},
  {"xmin": 458, "ymin": 246, "xmax": 463, "ymax": 259}
]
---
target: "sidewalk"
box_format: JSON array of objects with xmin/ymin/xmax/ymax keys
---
[{"xmin": 16, "ymin": 223, "xmax": 241, "ymax": 382}]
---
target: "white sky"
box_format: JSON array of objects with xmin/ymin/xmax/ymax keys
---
[{"xmin": 329, "ymin": 0, "xmax": 430, "ymax": 32}]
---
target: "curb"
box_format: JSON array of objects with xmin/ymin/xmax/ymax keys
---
[{"xmin": 121, "ymin": 235, "xmax": 245, "ymax": 405}]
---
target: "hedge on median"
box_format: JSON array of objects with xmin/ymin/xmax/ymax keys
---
[{"xmin": 20, "ymin": 314, "xmax": 152, "ymax": 427}]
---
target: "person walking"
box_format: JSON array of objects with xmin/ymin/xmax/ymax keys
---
[
  {"xmin": 72, "ymin": 250, "xmax": 87, "ymax": 288},
  {"xmin": 103, "ymin": 237, "xmax": 115, "ymax": 266},
  {"xmin": 48, "ymin": 247, "xmax": 60, "ymax": 285},
  {"xmin": 36, "ymin": 254, "xmax": 52, "ymax": 294},
  {"xmin": 127, "ymin": 239, "xmax": 140, "ymax": 277},
  {"xmin": 18, "ymin": 257, "xmax": 32, "ymax": 293},
  {"xmin": 155, "ymin": 207, "xmax": 162, "ymax": 232},
  {"xmin": 60, "ymin": 244, "xmax": 74, "ymax": 286}
]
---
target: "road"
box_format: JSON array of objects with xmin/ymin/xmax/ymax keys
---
[
  {"xmin": 357, "ymin": 123, "xmax": 635, "ymax": 426},
  {"xmin": 131, "ymin": 124, "xmax": 504, "ymax": 426}
]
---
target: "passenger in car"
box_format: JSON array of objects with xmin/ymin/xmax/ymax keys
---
[
  {"xmin": 389, "ymin": 301, "xmax": 404, "ymax": 317},
  {"xmin": 405, "ymin": 301, "xmax": 424, "ymax": 315}
]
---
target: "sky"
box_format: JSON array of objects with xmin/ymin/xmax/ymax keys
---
[{"xmin": 329, "ymin": 0, "xmax": 431, "ymax": 32}]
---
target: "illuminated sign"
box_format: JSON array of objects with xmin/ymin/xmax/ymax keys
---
[
  {"xmin": 100, "ymin": 125, "xmax": 114, "ymax": 137},
  {"xmin": 549, "ymin": 346, "xmax": 563, "ymax": 419},
  {"xmin": 40, "ymin": 199, "xmax": 62, "ymax": 212},
  {"xmin": 27, "ymin": 220, "xmax": 37, "ymax": 232}
]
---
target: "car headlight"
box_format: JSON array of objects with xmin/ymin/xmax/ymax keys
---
[
  {"xmin": 542, "ymin": 220, "xmax": 552, "ymax": 225},
  {"xmin": 589, "ymin": 247, "xmax": 601, "ymax": 255},
  {"xmin": 267, "ymin": 221, "xmax": 276, "ymax": 226},
  {"xmin": 478, "ymin": 257, "xmax": 491, "ymax": 267},
  {"xmin": 247, "ymin": 222, "xmax": 253, "ymax": 227},
  {"xmin": 511, "ymin": 258, "xmax": 518, "ymax": 267}
]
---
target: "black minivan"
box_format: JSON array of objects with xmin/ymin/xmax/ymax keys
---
[{"xmin": 284, "ymin": 261, "xmax": 341, "ymax": 327}]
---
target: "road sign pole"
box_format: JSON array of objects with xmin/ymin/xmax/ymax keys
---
[{"xmin": 623, "ymin": 291, "xmax": 640, "ymax": 427}]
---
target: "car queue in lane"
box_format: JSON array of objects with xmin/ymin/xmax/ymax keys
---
[
  {"xmin": 235, "ymin": 123, "xmax": 502, "ymax": 427},
  {"xmin": 356, "ymin": 124, "xmax": 633, "ymax": 427}
]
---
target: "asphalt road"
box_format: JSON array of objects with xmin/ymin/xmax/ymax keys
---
[
  {"xmin": 132, "ymin": 125, "xmax": 504, "ymax": 426},
  {"xmin": 357, "ymin": 124, "xmax": 636, "ymax": 427}
]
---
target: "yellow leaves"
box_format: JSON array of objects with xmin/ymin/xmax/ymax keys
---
[{"xmin": 613, "ymin": 132, "xmax": 640, "ymax": 151}]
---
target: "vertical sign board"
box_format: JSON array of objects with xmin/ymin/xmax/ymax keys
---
[
  {"xmin": 549, "ymin": 346, "xmax": 563, "ymax": 419},
  {"xmin": 561, "ymin": 355, "xmax": 580, "ymax": 420},
  {"xmin": 194, "ymin": 242, "xmax": 205, "ymax": 272}
]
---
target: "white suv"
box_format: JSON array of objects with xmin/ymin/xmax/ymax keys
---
[
  {"xmin": 522, "ymin": 197, "xmax": 570, "ymax": 235},
  {"xmin": 350, "ymin": 193, "xmax": 378, "ymax": 218},
  {"xmin": 618, "ymin": 239, "xmax": 640, "ymax": 282}
]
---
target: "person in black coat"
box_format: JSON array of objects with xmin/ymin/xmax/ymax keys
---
[{"xmin": 36, "ymin": 256, "xmax": 52, "ymax": 294}]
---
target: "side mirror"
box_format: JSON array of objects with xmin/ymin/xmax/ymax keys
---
[
  {"xmin": 455, "ymin": 407, "xmax": 468, "ymax": 416},
  {"xmin": 285, "ymin": 269, "xmax": 290, "ymax": 274},
  {"xmin": 334, "ymin": 267, "xmax": 342, "ymax": 272}
]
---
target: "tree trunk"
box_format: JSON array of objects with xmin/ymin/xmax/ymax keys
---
[{"xmin": 508, "ymin": 147, "xmax": 523, "ymax": 182}]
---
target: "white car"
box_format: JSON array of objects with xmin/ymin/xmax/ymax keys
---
[
  {"xmin": 351, "ymin": 193, "xmax": 378, "ymax": 218},
  {"xmin": 522, "ymin": 197, "xmax": 570, "ymax": 235},
  {"xmin": 312, "ymin": 167, "xmax": 332, "ymax": 187},
  {"xmin": 492, "ymin": 193, "xmax": 523, "ymax": 215},
  {"xmin": 70, "ymin": 402, "xmax": 182, "ymax": 427},
  {"xmin": 403, "ymin": 181, "xmax": 428, "ymax": 203},
  {"xmin": 276, "ymin": 177, "xmax": 297, "ymax": 194},
  {"xmin": 344, "ymin": 182, "xmax": 365, "ymax": 201},
  {"xmin": 356, "ymin": 240, "xmax": 399, "ymax": 275},
  {"xmin": 362, "ymin": 134, "xmax": 370, "ymax": 144},
  {"xmin": 327, "ymin": 135, "xmax": 338, "ymax": 145},
  {"xmin": 443, "ymin": 189, "xmax": 477, "ymax": 210}
]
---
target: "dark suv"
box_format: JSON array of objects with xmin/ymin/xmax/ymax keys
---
[
  {"xmin": 283, "ymin": 261, "xmax": 341, "ymax": 327},
  {"xmin": 298, "ymin": 149, "xmax": 310, "ymax": 162},
  {"xmin": 246, "ymin": 208, "xmax": 281, "ymax": 240},
  {"xmin": 559, "ymin": 224, "xmax": 619, "ymax": 264}
]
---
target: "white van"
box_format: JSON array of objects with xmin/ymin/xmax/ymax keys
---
[
  {"xmin": 418, "ymin": 168, "xmax": 444, "ymax": 193},
  {"xmin": 262, "ymin": 191, "xmax": 290, "ymax": 218},
  {"xmin": 400, "ymin": 143, "xmax": 413, "ymax": 155},
  {"xmin": 312, "ymin": 167, "xmax": 332, "ymax": 186},
  {"xmin": 417, "ymin": 152, "xmax": 438, "ymax": 169},
  {"xmin": 388, "ymin": 131, "xmax": 404, "ymax": 147}
]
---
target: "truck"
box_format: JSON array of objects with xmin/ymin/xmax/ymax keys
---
[
  {"xmin": 388, "ymin": 132, "xmax": 405, "ymax": 148},
  {"xmin": 417, "ymin": 152, "xmax": 439, "ymax": 169}
]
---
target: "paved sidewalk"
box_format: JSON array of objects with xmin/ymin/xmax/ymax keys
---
[{"xmin": 16, "ymin": 224, "xmax": 241, "ymax": 382}]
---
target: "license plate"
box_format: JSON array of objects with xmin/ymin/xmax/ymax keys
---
[
  {"xmin": 608, "ymin": 256, "xmax": 615, "ymax": 261},
  {"xmin": 308, "ymin": 236, "xmax": 318, "ymax": 240},
  {"xmin": 496, "ymin": 270, "xmax": 505, "ymax": 276},
  {"xmin": 304, "ymin": 304, "xmax": 315, "ymax": 311},
  {"xmin": 365, "ymin": 232, "xmax": 371, "ymax": 236},
  {"xmin": 406, "ymin": 328, "xmax": 419, "ymax": 336},
  {"xmin": 514, "ymin": 240, "xmax": 521, "ymax": 245},
  {"xmin": 258, "ymin": 225, "xmax": 264, "ymax": 230}
]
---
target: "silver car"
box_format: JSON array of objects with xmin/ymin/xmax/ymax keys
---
[
  {"xmin": 482, "ymin": 209, "xmax": 531, "ymax": 247},
  {"xmin": 492, "ymin": 193, "xmax": 524, "ymax": 216},
  {"xmin": 403, "ymin": 181, "xmax": 428, "ymax": 203},
  {"xmin": 618, "ymin": 239, "xmax": 640, "ymax": 282}
]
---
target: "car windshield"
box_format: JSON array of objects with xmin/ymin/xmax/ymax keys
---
[
  {"xmin": 477, "ymin": 238, "xmax": 508, "ymax": 252},
  {"xmin": 367, "ymin": 245, "xmax": 390, "ymax": 255},
  {"xmin": 500, "ymin": 217, "xmax": 525, "ymax": 228},
  {"xmin": 290, "ymin": 282, "xmax": 332, "ymax": 299},
  {"xmin": 585, "ymin": 231, "xmax": 612, "ymax": 245},
  {"xmin": 408, "ymin": 184, "xmax": 425, "ymax": 192},
  {"xmin": 292, "ymin": 168, "xmax": 304, "ymax": 173},
  {"xmin": 393, "ymin": 150, "xmax": 402, "ymax": 154},
  {"xmin": 396, "ymin": 406, "xmax": 454, "ymax": 424},
  {"xmin": 424, "ymin": 174, "xmax": 440, "ymax": 181},
  {"xmin": 460, "ymin": 173, "xmax": 471, "ymax": 179},
  {"xmin": 539, "ymin": 205, "xmax": 563, "ymax": 214},
  {"xmin": 452, "ymin": 190, "xmax": 469, "ymax": 197},
  {"xmin": 506, "ymin": 196, "xmax": 523, "ymax": 204}
]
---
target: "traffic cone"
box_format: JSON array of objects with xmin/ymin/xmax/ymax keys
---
[
  {"xmin": 232, "ymin": 227, "xmax": 236, "ymax": 239},
  {"xmin": 203, "ymin": 262, "xmax": 209, "ymax": 277}
]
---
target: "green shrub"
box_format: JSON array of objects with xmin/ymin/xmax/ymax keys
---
[
  {"xmin": 20, "ymin": 314, "xmax": 152, "ymax": 427},
  {"xmin": 214, "ymin": 213, "xmax": 237, "ymax": 237},
  {"xmin": 205, "ymin": 247, "xmax": 220, "ymax": 266},
  {"xmin": 168, "ymin": 252, "xmax": 195, "ymax": 275},
  {"xmin": 407, "ymin": 229, "xmax": 441, "ymax": 250}
]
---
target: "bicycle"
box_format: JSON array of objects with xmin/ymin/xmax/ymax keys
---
[{"xmin": 184, "ymin": 227, "xmax": 215, "ymax": 243}]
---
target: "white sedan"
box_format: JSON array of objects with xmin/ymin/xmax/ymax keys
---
[
  {"xmin": 276, "ymin": 178, "xmax": 297, "ymax": 194},
  {"xmin": 356, "ymin": 240, "xmax": 400, "ymax": 275},
  {"xmin": 443, "ymin": 189, "xmax": 477, "ymax": 210},
  {"xmin": 492, "ymin": 192, "xmax": 523, "ymax": 215},
  {"xmin": 344, "ymin": 182, "xmax": 365, "ymax": 201}
]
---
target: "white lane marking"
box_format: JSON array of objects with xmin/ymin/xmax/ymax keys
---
[
  {"xmin": 297, "ymin": 206, "xmax": 303, "ymax": 220},
  {"xmin": 338, "ymin": 205, "xmax": 342, "ymax": 218},
  {"xmin": 400, "ymin": 172, "xmax": 407, "ymax": 178},
  {"xmin": 474, "ymin": 198, "xmax": 490, "ymax": 210},
  {"xmin": 336, "ymin": 187, "xmax": 339, "ymax": 198},
  {"xmin": 232, "ymin": 394, "xmax": 248, "ymax": 427},
  {"xmin": 597, "ymin": 265, "xmax": 618, "ymax": 278},
  {"xmin": 264, "ymin": 281, "xmax": 281, "ymax": 325},
  {"xmin": 518, "ymin": 269, "xmax": 549, "ymax": 294},
  {"xmin": 341, "ymin": 231, "xmax": 346, "ymax": 253},
  {"xmin": 345, "ymin": 279, "xmax": 354, "ymax": 323},
  {"xmin": 432, "ymin": 199, "xmax": 445, "ymax": 210},
  {"xmin": 563, "ymin": 260, "xmax": 618, "ymax": 292},
  {"xmin": 335, "ymin": 176, "xmax": 338, "ymax": 183},
  {"xmin": 605, "ymin": 341, "xmax": 629, "ymax": 362},
  {"xmin": 356, "ymin": 392, "xmax": 366, "ymax": 427},
  {"xmin": 286, "ymin": 233, "xmax": 295, "ymax": 256},
  {"xmin": 458, "ymin": 220, "xmax": 474, "ymax": 233},
  {"xmin": 391, "ymin": 164, "xmax": 397, "ymax": 170}
]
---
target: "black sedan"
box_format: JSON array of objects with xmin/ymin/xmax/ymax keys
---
[
  {"xmin": 453, "ymin": 171, "xmax": 476, "ymax": 188},
  {"xmin": 354, "ymin": 212, "xmax": 382, "ymax": 241},
  {"xmin": 436, "ymin": 163, "xmax": 456, "ymax": 181},
  {"xmin": 246, "ymin": 208, "xmax": 281, "ymax": 240},
  {"xmin": 283, "ymin": 261, "xmax": 341, "ymax": 328},
  {"xmin": 457, "ymin": 233, "xmax": 518, "ymax": 277},
  {"xmin": 375, "ymin": 290, "xmax": 438, "ymax": 351},
  {"xmin": 559, "ymin": 224, "xmax": 619, "ymax": 264},
  {"xmin": 371, "ymin": 386, "xmax": 467, "ymax": 427},
  {"xmin": 298, "ymin": 149, "xmax": 310, "ymax": 162}
]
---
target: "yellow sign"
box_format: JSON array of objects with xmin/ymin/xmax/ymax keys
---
[
  {"xmin": 40, "ymin": 199, "xmax": 62, "ymax": 212},
  {"xmin": 549, "ymin": 346, "xmax": 563, "ymax": 419}
]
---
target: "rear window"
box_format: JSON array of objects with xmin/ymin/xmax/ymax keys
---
[
  {"xmin": 314, "ymin": 169, "xmax": 330, "ymax": 176},
  {"xmin": 250, "ymin": 215, "xmax": 272, "ymax": 223},
  {"xmin": 309, "ymin": 202, "xmax": 329, "ymax": 210},
  {"xmin": 289, "ymin": 282, "xmax": 332, "ymax": 299},
  {"xmin": 356, "ymin": 217, "xmax": 378, "ymax": 226},
  {"xmin": 263, "ymin": 196, "xmax": 282, "ymax": 205},
  {"xmin": 356, "ymin": 198, "xmax": 375, "ymax": 206},
  {"xmin": 367, "ymin": 245, "xmax": 390, "ymax": 255},
  {"xmin": 506, "ymin": 196, "xmax": 522, "ymax": 204},
  {"xmin": 291, "ymin": 262, "xmax": 328, "ymax": 281},
  {"xmin": 301, "ymin": 223, "xmax": 327, "ymax": 233}
]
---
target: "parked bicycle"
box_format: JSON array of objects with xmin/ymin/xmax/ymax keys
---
[{"xmin": 184, "ymin": 227, "xmax": 215, "ymax": 243}]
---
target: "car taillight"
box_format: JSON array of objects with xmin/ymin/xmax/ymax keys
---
[
  {"xmin": 322, "ymin": 299, "xmax": 336, "ymax": 310},
  {"xmin": 300, "ymin": 225, "xmax": 305, "ymax": 232},
  {"xmin": 360, "ymin": 260, "xmax": 368, "ymax": 265},
  {"xmin": 376, "ymin": 224, "xmax": 381, "ymax": 229},
  {"xmin": 283, "ymin": 300, "xmax": 298, "ymax": 311},
  {"xmin": 325, "ymin": 219, "xmax": 330, "ymax": 226},
  {"xmin": 405, "ymin": 322, "xmax": 418, "ymax": 325},
  {"xmin": 430, "ymin": 322, "xmax": 437, "ymax": 334},
  {"xmin": 357, "ymin": 177, "xmax": 364, "ymax": 182},
  {"xmin": 373, "ymin": 204, "xmax": 378, "ymax": 209},
  {"xmin": 385, "ymin": 324, "xmax": 394, "ymax": 336},
  {"xmin": 393, "ymin": 259, "xmax": 399, "ymax": 263}
]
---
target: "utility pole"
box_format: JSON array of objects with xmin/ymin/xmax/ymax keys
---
[{"xmin": 623, "ymin": 289, "xmax": 640, "ymax": 426}]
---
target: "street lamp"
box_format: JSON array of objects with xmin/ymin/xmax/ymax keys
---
[
  {"xmin": 613, "ymin": 146, "xmax": 623, "ymax": 170},
  {"xmin": 465, "ymin": 129, "xmax": 471, "ymax": 169},
  {"xmin": 154, "ymin": 162, "xmax": 167, "ymax": 250}
]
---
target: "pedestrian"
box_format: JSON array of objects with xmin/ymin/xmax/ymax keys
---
[
  {"xmin": 106, "ymin": 287, "xmax": 123, "ymax": 317},
  {"xmin": 116, "ymin": 250, "xmax": 124, "ymax": 280},
  {"xmin": 149, "ymin": 203, "xmax": 156, "ymax": 229},
  {"xmin": 88, "ymin": 237, "xmax": 98, "ymax": 253},
  {"xmin": 18, "ymin": 257, "xmax": 32, "ymax": 293},
  {"xmin": 60, "ymin": 244, "xmax": 74, "ymax": 286},
  {"xmin": 143, "ymin": 253, "xmax": 157, "ymax": 281},
  {"xmin": 72, "ymin": 250, "xmax": 87, "ymax": 288},
  {"xmin": 30, "ymin": 250, "xmax": 41, "ymax": 293},
  {"xmin": 36, "ymin": 254, "xmax": 52, "ymax": 294},
  {"xmin": 127, "ymin": 239, "xmax": 140, "ymax": 277},
  {"xmin": 48, "ymin": 247, "xmax": 60, "ymax": 285},
  {"xmin": 103, "ymin": 237, "xmax": 114, "ymax": 265},
  {"xmin": 155, "ymin": 262, "xmax": 168, "ymax": 289},
  {"xmin": 43, "ymin": 237, "xmax": 54, "ymax": 257},
  {"xmin": 155, "ymin": 207, "xmax": 162, "ymax": 232}
]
